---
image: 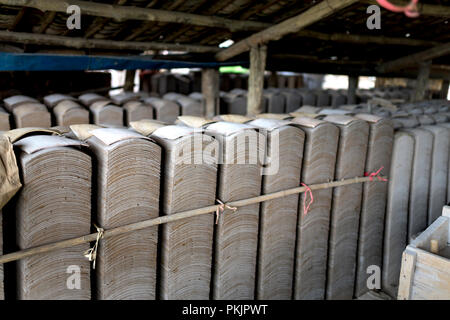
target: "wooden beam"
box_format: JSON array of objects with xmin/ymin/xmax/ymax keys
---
[
  {"xmin": 126, "ymin": 0, "xmax": 195, "ymax": 42},
  {"xmin": 84, "ymin": 18, "xmax": 109, "ymax": 38},
  {"xmin": 378, "ymin": 42, "xmax": 450, "ymax": 73},
  {"xmin": 297, "ymin": 30, "xmax": 440, "ymax": 47},
  {"xmin": 0, "ymin": 0, "xmax": 270, "ymax": 32},
  {"xmin": 348, "ymin": 75, "xmax": 359, "ymax": 104},
  {"xmin": 85, "ymin": 0, "xmax": 129, "ymax": 38},
  {"xmin": 215, "ymin": 0, "xmax": 359, "ymax": 61},
  {"xmin": 201, "ymin": 68, "xmax": 220, "ymax": 118},
  {"xmin": 247, "ymin": 45, "xmax": 267, "ymax": 115},
  {"xmin": 362, "ymin": 0, "xmax": 450, "ymax": 18},
  {"xmin": 8, "ymin": 7, "xmax": 26, "ymax": 31},
  {"xmin": 270, "ymin": 54, "xmax": 370, "ymax": 66},
  {"xmin": 267, "ymin": 56, "xmax": 450, "ymax": 80},
  {"xmin": 36, "ymin": 11, "xmax": 56, "ymax": 34},
  {"xmin": 0, "ymin": 31, "xmax": 220, "ymax": 53},
  {"xmin": 413, "ymin": 60, "xmax": 431, "ymax": 102}
]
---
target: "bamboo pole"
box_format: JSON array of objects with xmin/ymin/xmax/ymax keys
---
[
  {"xmin": 0, "ymin": 0, "xmax": 270, "ymax": 32},
  {"xmin": 0, "ymin": 175, "xmax": 386, "ymax": 265},
  {"xmin": 215, "ymin": 0, "xmax": 359, "ymax": 61},
  {"xmin": 0, "ymin": 31, "xmax": 219, "ymax": 53}
]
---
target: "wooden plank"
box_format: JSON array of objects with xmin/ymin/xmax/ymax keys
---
[
  {"xmin": 397, "ymin": 248, "xmax": 417, "ymax": 300},
  {"xmin": 410, "ymin": 216, "xmax": 449, "ymax": 251},
  {"xmin": 0, "ymin": 31, "xmax": 219, "ymax": 53},
  {"xmin": 412, "ymin": 248, "xmax": 450, "ymax": 299},
  {"xmin": 378, "ymin": 43, "xmax": 450, "ymax": 73},
  {"xmin": 215, "ymin": 0, "xmax": 359, "ymax": 61},
  {"xmin": 247, "ymin": 45, "xmax": 267, "ymax": 115},
  {"xmin": 0, "ymin": 0, "xmax": 270, "ymax": 31}
]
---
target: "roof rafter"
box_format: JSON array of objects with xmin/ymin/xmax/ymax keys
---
[
  {"xmin": 0, "ymin": 30, "xmax": 220, "ymax": 53},
  {"xmin": 0, "ymin": 0, "xmax": 271, "ymax": 32},
  {"xmin": 215, "ymin": 0, "xmax": 360, "ymax": 61}
]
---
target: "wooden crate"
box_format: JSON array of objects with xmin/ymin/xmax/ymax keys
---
[{"xmin": 398, "ymin": 206, "xmax": 450, "ymax": 300}]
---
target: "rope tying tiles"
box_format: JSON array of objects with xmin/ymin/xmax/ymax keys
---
[
  {"xmin": 83, "ymin": 224, "xmax": 104, "ymax": 270},
  {"xmin": 301, "ymin": 183, "xmax": 314, "ymax": 215},
  {"xmin": 365, "ymin": 166, "xmax": 388, "ymax": 182},
  {"xmin": 215, "ymin": 199, "xmax": 238, "ymax": 224}
]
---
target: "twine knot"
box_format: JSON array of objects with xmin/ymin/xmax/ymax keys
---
[
  {"xmin": 84, "ymin": 224, "xmax": 104, "ymax": 269},
  {"xmin": 365, "ymin": 166, "xmax": 388, "ymax": 182},
  {"xmin": 301, "ymin": 183, "xmax": 314, "ymax": 215},
  {"xmin": 215, "ymin": 199, "xmax": 237, "ymax": 224}
]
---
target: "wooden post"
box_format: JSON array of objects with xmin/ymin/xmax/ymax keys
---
[
  {"xmin": 347, "ymin": 75, "xmax": 359, "ymax": 104},
  {"xmin": 413, "ymin": 61, "xmax": 431, "ymax": 102},
  {"xmin": 247, "ymin": 45, "xmax": 267, "ymax": 115},
  {"xmin": 441, "ymin": 80, "xmax": 449, "ymax": 99},
  {"xmin": 124, "ymin": 70, "xmax": 136, "ymax": 92},
  {"xmin": 287, "ymin": 76, "xmax": 296, "ymax": 89},
  {"xmin": 201, "ymin": 68, "xmax": 220, "ymax": 118},
  {"xmin": 268, "ymin": 72, "xmax": 278, "ymax": 88}
]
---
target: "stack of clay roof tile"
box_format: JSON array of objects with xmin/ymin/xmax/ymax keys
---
[
  {"xmin": 85, "ymin": 128, "xmax": 161, "ymax": 300},
  {"xmin": 123, "ymin": 101, "xmax": 153, "ymax": 125},
  {"xmin": 44, "ymin": 94, "xmax": 89, "ymax": 126},
  {"xmin": 0, "ymin": 108, "xmax": 10, "ymax": 131},
  {"xmin": 13, "ymin": 134, "xmax": 91, "ymax": 299},
  {"xmin": 143, "ymin": 97, "xmax": 179, "ymax": 123},
  {"xmin": 163, "ymin": 93, "xmax": 204, "ymax": 117},
  {"xmin": 354, "ymin": 114, "xmax": 394, "ymax": 298},
  {"xmin": 4, "ymin": 95, "xmax": 51, "ymax": 128},
  {"xmin": 383, "ymin": 132, "xmax": 415, "ymax": 298},
  {"xmin": 89, "ymin": 101, "xmax": 123, "ymax": 127},
  {"xmin": 204, "ymin": 121, "xmax": 262, "ymax": 300},
  {"xmin": 151, "ymin": 125, "xmax": 217, "ymax": 300},
  {"xmin": 291, "ymin": 117, "xmax": 339, "ymax": 300},
  {"xmin": 248, "ymin": 119, "xmax": 304, "ymax": 300},
  {"xmin": 324, "ymin": 115, "xmax": 369, "ymax": 300}
]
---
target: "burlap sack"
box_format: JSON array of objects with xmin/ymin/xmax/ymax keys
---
[{"xmin": 0, "ymin": 134, "xmax": 22, "ymax": 209}]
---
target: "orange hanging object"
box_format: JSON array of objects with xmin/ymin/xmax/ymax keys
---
[{"xmin": 376, "ymin": 0, "xmax": 420, "ymax": 18}]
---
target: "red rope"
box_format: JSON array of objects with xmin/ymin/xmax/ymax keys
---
[
  {"xmin": 364, "ymin": 166, "xmax": 388, "ymax": 182},
  {"xmin": 301, "ymin": 183, "xmax": 314, "ymax": 215},
  {"xmin": 376, "ymin": 0, "xmax": 420, "ymax": 18}
]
